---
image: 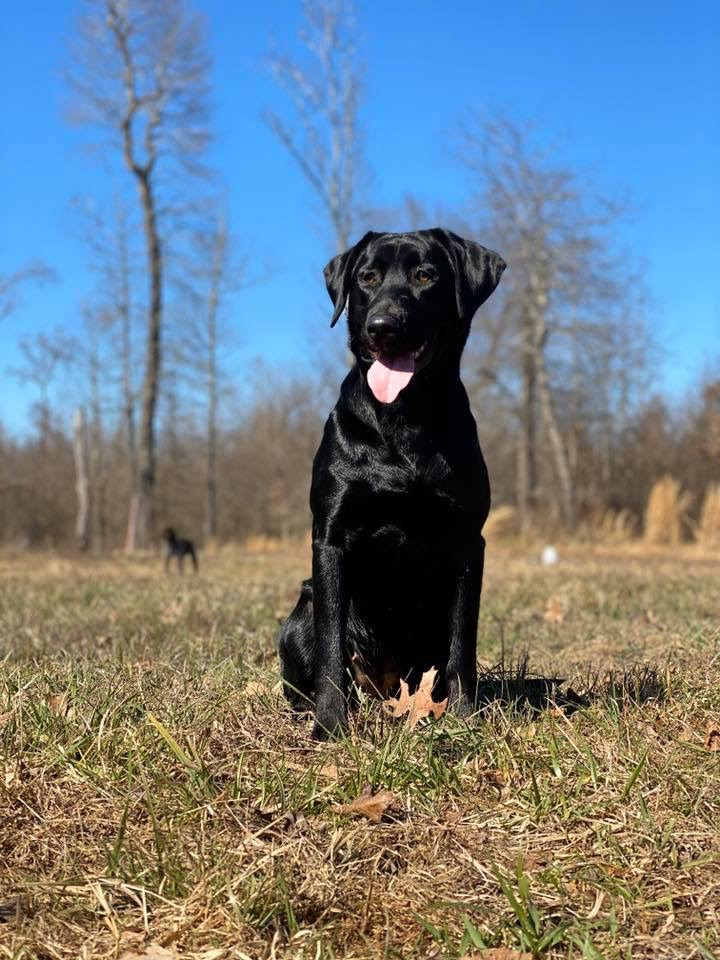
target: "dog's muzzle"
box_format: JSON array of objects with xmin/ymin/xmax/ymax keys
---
[{"xmin": 366, "ymin": 314, "xmax": 403, "ymax": 351}]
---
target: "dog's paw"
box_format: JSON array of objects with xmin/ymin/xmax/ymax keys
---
[
  {"xmin": 311, "ymin": 698, "xmax": 348, "ymax": 741},
  {"xmin": 447, "ymin": 680, "xmax": 475, "ymax": 718},
  {"xmin": 311, "ymin": 717, "xmax": 347, "ymax": 741}
]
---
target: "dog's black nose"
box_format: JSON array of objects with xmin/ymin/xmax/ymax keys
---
[{"xmin": 366, "ymin": 314, "xmax": 400, "ymax": 346}]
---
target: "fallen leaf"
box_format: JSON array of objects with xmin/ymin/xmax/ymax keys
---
[
  {"xmin": 522, "ymin": 849, "xmax": 552, "ymax": 871},
  {"xmin": 384, "ymin": 667, "xmax": 448, "ymax": 730},
  {"xmin": 482, "ymin": 769, "xmax": 508, "ymax": 791},
  {"xmin": 643, "ymin": 722, "xmax": 660, "ymax": 740},
  {"xmin": 705, "ymin": 722, "xmax": 720, "ymax": 752},
  {"xmin": 543, "ymin": 595, "xmax": 566, "ymax": 624},
  {"xmin": 332, "ymin": 784, "xmax": 396, "ymax": 823},
  {"xmin": 119, "ymin": 945, "xmax": 177, "ymax": 960},
  {"xmin": 47, "ymin": 693, "xmax": 69, "ymax": 717},
  {"xmin": 119, "ymin": 929, "xmax": 145, "ymax": 945}
]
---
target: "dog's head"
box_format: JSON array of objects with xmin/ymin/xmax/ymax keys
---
[{"xmin": 323, "ymin": 229, "xmax": 505, "ymax": 403}]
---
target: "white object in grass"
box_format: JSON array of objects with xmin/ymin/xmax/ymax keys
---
[{"xmin": 541, "ymin": 545, "xmax": 559, "ymax": 566}]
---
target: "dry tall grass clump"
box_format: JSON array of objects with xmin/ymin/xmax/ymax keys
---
[
  {"xmin": 644, "ymin": 475, "xmax": 693, "ymax": 545},
  {"xmin": 483, "ymin": 505, "xmax": 518, "ymax": 540},
  {"xmin": 583, "ymin": 506, "xmax": 638, "ymax": 543},
  {"xmin": 697, "ymin": 483, "xmax": 720, "ymax": 547}
]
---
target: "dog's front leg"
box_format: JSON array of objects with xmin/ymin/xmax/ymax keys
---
[
  {"xmin": 311, "ymin": 541, "xmax": 349, "ymax": 740},
  {"xmin": 446, "ymin": 537, "xmax": 484, "ymax": 715}
]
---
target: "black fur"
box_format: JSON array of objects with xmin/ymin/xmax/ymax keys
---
[
  {"xmin": 278, "ymin": 229, "xmax": 505, "ymax": 739},
  {"xmin": 162, "ymin": 527, "xmax": 198, "ymax": 574}
]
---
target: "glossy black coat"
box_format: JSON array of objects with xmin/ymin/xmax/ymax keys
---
[{"xmin": 278, "ymin": 229, "xmax": 505, "ymax": 739}]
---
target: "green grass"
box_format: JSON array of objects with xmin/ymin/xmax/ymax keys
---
[{"xmin": 0, "ymin": 545, "xmax": 718, "ymax": 959}]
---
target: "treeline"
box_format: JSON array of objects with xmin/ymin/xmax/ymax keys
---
[
  {"xmin": 0, "ymin": 372, "xmax": 323, "ymax": 548},
  {"xmin": 1, "ymin": 365, "xmax": 717, "ymax": 549}
]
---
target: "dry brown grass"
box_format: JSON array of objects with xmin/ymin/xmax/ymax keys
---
[
  {"xmin": 242, "ymin": 532, "xmax": 312, "ymax": 554},
  {"xmin": 697, "ymin": 484, "xmax": 720, "ymax": 548},
  {"xmin": 0, "ymin": 545, "xmax": 718, "ymax": 959},
  {"xmin": 581, "ymin": 507, "xmax": 638, "ymax": 544},
  {"xmin": 643, "ymin": 475, "xmax": 694, "ymax": 545},
  {"xmin": 483, "ymin": 505, "xmax": 519, "ymax": 541}
]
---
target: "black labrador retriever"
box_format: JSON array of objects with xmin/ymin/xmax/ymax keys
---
[
  {"xmin": 162, "ymin": 527, "xmax": 198, "ymax": 574},
  {"xmin": 278, "ymin": 228, "xmax": 505, "ymax": 739}
]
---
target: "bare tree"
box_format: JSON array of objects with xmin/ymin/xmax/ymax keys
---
[
  {"xmin": 458, "ymin": 113, "xmax": 652, "ymax": 531},
  {"xmin": 265, "ymin": 0, "xmax": 364, "ymax": 251},
  {"xmin": 79, "ymin": 308, "xmax": 112, "ymax": 550},
  {"xmin": 170, "ymin": 202, "xmax": 244, "ymax": 542},
  {"xmin": 67, "ymin": 0, "xmax": 212, "ymax": 549},
  {"xmin": 77, "ymin": 196, "xmax": 139, "ymax": 517}
]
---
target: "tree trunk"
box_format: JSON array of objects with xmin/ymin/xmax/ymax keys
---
[
  {"xmin": 131, "ymin": 170, "xmax": 162, "ymax": 549},
  {"xmin": 204, "ymin": 223, "xmax": 223, "ymax": 542},
  {"xmin": 536, "ymin": 350, "xmax": 576, "ymax": 530},
  {"xmin": 118, "ymin": 203, "xmax": 139, "ymax": 553},
  {"xmin": 531, "ymin": 285, "xmax": 576, "ymax": 532},
  {"xmin": 516, "ymin": 317, "xmax": 537, "ymax": 534},
  {"xmin": 73, "ymin": 407, "xmax": 91, "ymax": 551},
  {"xmin": 206, "ymin": 338, "xmax": 218, "ymax": 542},
  {"xmin": 88, "ymin": 340, "xmax": 107, "ymax": 551}
]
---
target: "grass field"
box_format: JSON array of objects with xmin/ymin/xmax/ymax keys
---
[{"xmin": 0, "ymin": 543, "xmax": 718, "ymax": 959}]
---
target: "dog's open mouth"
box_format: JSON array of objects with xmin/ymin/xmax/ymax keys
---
[{"xmin": 367, "ymin": 344, "xmax": 429, "ymax": 404}]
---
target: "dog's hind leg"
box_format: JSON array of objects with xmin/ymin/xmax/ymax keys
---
[{"xmin": 277, "ymin": 579, "xmax": 315, "ymax": 712}]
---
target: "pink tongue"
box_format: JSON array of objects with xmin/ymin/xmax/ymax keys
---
[{"xmin": 367, "ymin": 352, "xmax": 415, "ymax": 403}]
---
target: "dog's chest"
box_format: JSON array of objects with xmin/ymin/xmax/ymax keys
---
[{"xmin": 342, "ymin": 446, "xmax": 469, "ymax": 543}]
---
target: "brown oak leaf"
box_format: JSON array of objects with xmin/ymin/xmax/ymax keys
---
[
  {"xmin": 332, "ymin": 784, "xmax": 396, "ymax": 823},
  {"xmin": 384, "ymin": 667, "xmax": 448, "ymax": 730},
  {"xmin": 705, "ymin": 722, "xmax": 720, "ymax": 752}
]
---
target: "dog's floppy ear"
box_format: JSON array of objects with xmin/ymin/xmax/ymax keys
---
[
  {"xmin": 429, "ymin": 228, "xmax": 506, "ymax": 323},
  {"xmin": 323, "ymin": 232, "xmax": 378, "ymax": 327}
]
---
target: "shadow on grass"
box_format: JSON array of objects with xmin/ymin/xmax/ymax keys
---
[{"xmin": 473, "ymin": 655, "xmax": 668, "ymax": 716}]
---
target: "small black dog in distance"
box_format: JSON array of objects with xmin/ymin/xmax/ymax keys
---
[
  {"xmin": 278, "ymin": 229, "xmax": 506, "ymax": 739},
  {"xmin": 162, "ymin": 527, "xmax": 198, "ymax": 574}
]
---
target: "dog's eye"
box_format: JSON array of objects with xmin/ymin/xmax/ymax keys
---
[
  {"xmin": 359, "ymin": 270, "xmax": 379, "ymax": 285},
  {"xmin": 415, "ymin": 268, "xmax": 434, "ymax": 284}
]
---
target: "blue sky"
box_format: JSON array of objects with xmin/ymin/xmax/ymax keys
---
[{"xmin": 1, "ymin": 0, "xmax": 719, "ymax": 434}]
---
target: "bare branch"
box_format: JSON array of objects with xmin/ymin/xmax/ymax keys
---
[
  {"xmin": 0, "ymin": 262, "xmax": 56, "ymax": 321},
  {"xmin": 265, "ymin": 0, "xmax": 365, "ymax": 251}
]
